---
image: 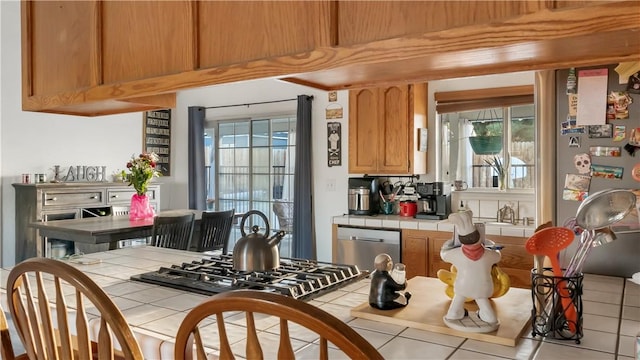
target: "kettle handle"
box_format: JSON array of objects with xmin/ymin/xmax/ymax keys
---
[{"xmin": 239, "ymin": 210, "xmax": 270, "ymax": 237}]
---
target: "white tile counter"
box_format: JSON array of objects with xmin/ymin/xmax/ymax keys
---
[
  {"xmin": 4, "ymin": 246, "xmax": 636, "ymax": 359},
  {"xmin": 333, "ymin": 214, "xmax": 537, "ymax": 237}
]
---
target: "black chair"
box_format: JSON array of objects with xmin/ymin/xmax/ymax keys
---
[
  {"xmin": 150, "ymin": 212, "xmax": 195, "ymax": 250},
  {"xmin": 196, "ymin": 209, "xmax": 235, "ymax": 254}
]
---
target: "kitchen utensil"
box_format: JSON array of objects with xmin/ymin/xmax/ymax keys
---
[
  {"xmin": 233, "ymin": 210, "xmax": 285, "ymax": 272},
  {"xmin": 382, "ymin": 201, "xmax": 395, "ymax": 215},
  {"xmin": 389, "ymin": 185, "xmax": 402, "ymax": 202},
  {"xmin": 564, "ymin": 189, "xmax": 636, "ymax": 277},
  {"xmin": 381, "ymin": 180, "xmax": 393, "ymax": 195},
  {"xmin": 525, "ymin": 226, "xmax": 577, "ymax": 333},
  {"xmin": 399, "ymin": 200, "xmax": 417, "ymax": 217}
]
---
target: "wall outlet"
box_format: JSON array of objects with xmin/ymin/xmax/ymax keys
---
[{"xmin": 326, "ymin": 178, "xmax": 336, "ymax": 192}]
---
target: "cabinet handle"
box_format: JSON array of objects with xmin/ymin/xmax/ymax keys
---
[
  {"xmin": 90, "ymin": 196, "xmax": 98, "ymax": 199},
  {"xmin": 48, "ymin": 197, "xmax": 57, "ymax": 202},
  {"xmin": 111, "ymin": 195, "xmax": 118, "ymax": 198}
]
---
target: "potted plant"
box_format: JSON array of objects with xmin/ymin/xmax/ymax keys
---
[
  {"xmin": 485, "ymin": 156, "xmax": 507, "ymax": 190},
  {"xmin": 469, "ymin": 121, "xmax": 503, "ymax": 155}
]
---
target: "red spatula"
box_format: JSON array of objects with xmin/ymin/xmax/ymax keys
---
[{"xmin": 525, "ymin": 226, "xmax": 577, "ymax": 333}]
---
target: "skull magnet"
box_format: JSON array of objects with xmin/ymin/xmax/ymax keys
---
[{"xmin": 574, "ymin": 153, "xmax": 591, "ymax": 174}]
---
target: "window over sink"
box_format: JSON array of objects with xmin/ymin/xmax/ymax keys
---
[{"xmin": 436, "ymin": 86, "xmax": 535, "ymax": 190}]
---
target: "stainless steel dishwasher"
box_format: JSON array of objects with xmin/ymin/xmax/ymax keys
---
[{"xmin": 336, "ymin": 226, "xmax": 401, "ymax": 272}]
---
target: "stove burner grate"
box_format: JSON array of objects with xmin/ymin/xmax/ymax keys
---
[{"xmin": 131, "ymin": 254, "xmax": 366, "ymax": 300}]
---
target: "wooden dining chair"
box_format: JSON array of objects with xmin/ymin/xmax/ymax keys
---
[
  {"xmin": 1, "ymin": 299, "xmax": 27, "ymax": 360},
  {"xmin": 150, "ymin": 212, "xmax": 196, "ymax": 251},
  {"xmin": 195, "ymin": 209, "xmax": 235, "ymax": 253},
  {"xmin": 6, "ymin": 257, "xmax": 144, "ymax": 360},
  {"xmin": 174, "ymin": 290, "xmax": 383, "ymax": 360}
]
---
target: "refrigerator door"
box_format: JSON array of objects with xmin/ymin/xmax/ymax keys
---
[{"xmin": 555, "ymin": 64, "xmax": 640, "ymax": 277}]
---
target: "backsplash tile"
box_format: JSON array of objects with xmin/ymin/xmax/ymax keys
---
[{"xmin": 479, "ymin": 201, "xmax": 500, "ymax": 219}]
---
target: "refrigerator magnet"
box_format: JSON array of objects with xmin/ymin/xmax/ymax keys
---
[
  {"xmin": 632, "ymin": 163, "xmax": 640, "ymax": 182},
  {"xmin": 573, "ymin": 153, "xmax": 591, "ymax": 174},
  {"xmin": 591, "ymin": 164, "xmax": 624, "ymax": 179},
  {"xmin": 563, "ymin": 173, "xmax": 591, "ymax": 201},
  {"xmin": 588, "ymin": 124, "xmax": 613, "ymax": 138},
  {"xmin": 613, "ymin": 125, "xmax": 626, "ymax": 141},
  {"xmin": 589, "ymin": 146, "xmax": 621, "ymax": 157},
  {"xmin": 569, "ymin": 136, "xmax": 580, "ymax": 148}
]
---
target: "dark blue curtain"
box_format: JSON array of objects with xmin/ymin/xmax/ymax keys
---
[
  {"xmin": 188, "ymin": 106, "xmax": 206, "ymax": 210},
  {"xmin": 293, "ymin": 95, "xmax": 315, "ymax": 259}
]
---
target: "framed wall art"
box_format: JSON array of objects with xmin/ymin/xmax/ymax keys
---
[{"xmin": 143, "ymin": 109, "xmax": 171, "ymax": 176}]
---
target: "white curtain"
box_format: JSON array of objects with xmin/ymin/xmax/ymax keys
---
[{"xmin": 450, "ymin": 116, "xmax": 473, "ymax": 183}]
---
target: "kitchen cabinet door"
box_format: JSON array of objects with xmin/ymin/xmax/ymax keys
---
[
  {"xmin": 348, "ymin": 83, "xmax": 427, "ymax": 175},
  {"xmin": 426, "ymin": 230, "xmax": 454, "ymax": 279},
  {"xmin": 337, "ymin": 1, "xmax": 547, "ymax": 46},
  {"xmin": 22, "ymin": 1, "xmax": 99, "ymax": 96},
  {"xmin": 401, "ymin": 229, "xmax": 428, "ymax": 280},
  {"xmin": 348, "ymin": 88, "xmax": 379, "ymax": 173},
  {"xmin": 198, "ymin": 1, "xmax": 332, "ymax": 68},
  {"xmin": 101, "ymin": 1, "xmax": 195, "ymax": 84}
]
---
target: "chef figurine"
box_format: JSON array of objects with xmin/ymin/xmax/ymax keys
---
[
  {"xmin": 441, "ymin": 210, "xmax": 501, "ymax": 331},
  {"xmin": 369, "ymin": 253, "xmax": 412, "ymax": 310}
]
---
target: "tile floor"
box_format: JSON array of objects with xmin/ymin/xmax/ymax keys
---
[{"xmin": 324, "ymin": 273, "xmax": 639, "ymax": 360}]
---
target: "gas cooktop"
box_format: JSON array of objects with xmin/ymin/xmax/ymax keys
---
[{"xmin": 131, "ymin": 254, "xmax": 367, "ymax": 301}]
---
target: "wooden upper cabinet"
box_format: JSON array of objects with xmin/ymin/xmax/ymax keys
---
[
  {"xmin": 349, "ymin": 83, "xmax": 427, "ymax": 175},
  {"xmin": 198, "ymin": 1, "xmax": 334, "ymax": 68},
  {"xmin": 23, "ymin": 1, "xmax": 99, "ymax": 96},
  {"xmin": 337, "ymin": 1, "xmax": 547, "ymax": 46},
  {"xmin": 21, "ymin": 0, "xmax": 180, "ymax": 116},
  {"xmin": 20, "ymin": 0, "xmax": 638, "ymax": 116},
  {"xmin": 101, "ymin": 1, "xmax": 195, "ymax": 83}
]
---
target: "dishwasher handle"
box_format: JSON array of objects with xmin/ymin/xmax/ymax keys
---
[{"xmin": 349, "ymin": 236, "xmax": 384, "ymax": 242}]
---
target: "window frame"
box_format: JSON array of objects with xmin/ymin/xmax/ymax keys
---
[{"xmin": 435, "ymin": 86, "xmax": 535, "ymax": 190}]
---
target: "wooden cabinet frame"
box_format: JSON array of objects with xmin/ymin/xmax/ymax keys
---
[{"xmin": 20, "ymin": 1, "xmax": 640, "ymax": 116}]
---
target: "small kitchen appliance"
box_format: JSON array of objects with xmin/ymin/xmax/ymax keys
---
[
  {"xmin": 348, "ymin": 177, "xmax": 380, "ymax": 215},
  {"xmin": 415, "ymin": 182, "xmax": 451, "ymax": 219}
]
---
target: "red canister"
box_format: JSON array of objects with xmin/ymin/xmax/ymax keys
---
[{"xmin": 399, "ymin": 200, "xmax": 417, "ymax": 217}]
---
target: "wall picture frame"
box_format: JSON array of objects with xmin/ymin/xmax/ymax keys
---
[{"xmin": 143, "ymin": 109, "xmax": 171, "ymax": 176}]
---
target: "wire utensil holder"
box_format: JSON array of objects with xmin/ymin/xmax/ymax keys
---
[{"xmin": 531, "ymin": 268, "xmax": 583, "ymax": 343}]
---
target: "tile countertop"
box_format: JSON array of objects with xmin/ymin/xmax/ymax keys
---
[
  {"xmin": 3, "ymin": 246, "xmax": 638, "ymax": 359},
  {"xmin": 333, "ymin": 214, "xmax": 537, "ymax": 237}
]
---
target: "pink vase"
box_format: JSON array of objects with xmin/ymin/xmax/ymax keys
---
[{"xmin": 129, "ymin": 193, "xmax": 155, "ymax": 221}]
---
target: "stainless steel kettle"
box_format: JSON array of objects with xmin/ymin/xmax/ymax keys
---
[{"xmin": 232, "ymin": 210, "xmax": 286, "ymax": 272}]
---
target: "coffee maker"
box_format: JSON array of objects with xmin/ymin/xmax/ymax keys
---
[
  {"xmin": 415, "ymin": 182, "xmax": 451, "ymax": 219},
  {"xmin": 348, "ymin": 177, "xmax": 380, "ymax": 215}
]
